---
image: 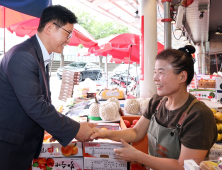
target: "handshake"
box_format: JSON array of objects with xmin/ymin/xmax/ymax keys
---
[{"xmin": 74, "ymin": 122, "xmax": 105, "ymax": 142}]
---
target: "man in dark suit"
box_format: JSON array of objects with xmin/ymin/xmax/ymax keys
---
[{"xmin": 0, "ymin": 5, "xmax": 95, "ymax": 170}]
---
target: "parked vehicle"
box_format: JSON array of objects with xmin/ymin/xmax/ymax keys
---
[
  {"xmin": 112, "ymin": 64, "xmax": 135, "ymax": 76},
  {"xmin": 57, "ymin": 62, "xmax": 103, "ymax": 81}
]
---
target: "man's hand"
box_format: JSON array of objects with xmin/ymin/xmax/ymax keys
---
[{"xmin": 75, "ymin": 122, "xmax": 97, "ymax": 142}]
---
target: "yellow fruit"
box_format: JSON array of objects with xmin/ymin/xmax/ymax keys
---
[
  {"xmin": 211, "ymin": 108, "xmax": 217, "ymax": 114},
  {"xmin": 217, "ymin": 124, "xmax": 220, "ymax": 131},
  {"xmin": 200, "ymin": 161, "xmax": 219, "ymax": 170},
  {"xmin": 217, "ymin": 133, "xmax": 222, "ymax": 141},
  {"xmin": 215, "ymin": 112, "xmax": 222, "ymax": 120}
]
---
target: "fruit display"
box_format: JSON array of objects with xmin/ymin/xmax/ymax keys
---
[
  {"xmin": 88, "ymin": 97, "xmax": 101, "ymax": 120},
  {"xmin": 200, "ymin": 160, "xmax": 222, "ymax": 170},
  {"xmin": 136, "ymin": 98, "xmax": 150, "ymax": 115},
  {"xmin": 125, "ymin": 99, "xmax": 140, "ymax": 114},
  {"xmin": 107, "ymin": 97, "xmax": 120, "ymax": 109},
  {"xmin": 123, "ymin": 119, "xmax": 139, "ymax": 128},
  {"xmin": 99, "ymin": 102, "xmax": 118, "ymax": 121}
]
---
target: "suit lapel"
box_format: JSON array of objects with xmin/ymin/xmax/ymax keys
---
[{"xmin": 30, "ymin": 35, "xmax": 50, "ymax": 103}]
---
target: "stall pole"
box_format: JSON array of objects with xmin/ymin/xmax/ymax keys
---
[
  {"xmin": 140, "ymin": 0, "xmax": 157, "ymax": 98},
  {"xmin": 162, "ymin": 0, "xmax": 172, "ymax": 49}
]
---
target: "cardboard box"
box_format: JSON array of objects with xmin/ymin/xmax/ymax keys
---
[
  {"xmin": 209, "ymin": 148, "xmax": 222, "ymax": 159},
  {"xmin": 63, "ymin": 70, "xmax": 80, "ymax": 76},
  {"xmin": 189, "ymin": 89, "xmax": 216, "ymax": 99},
  {"xmin": 39, "ymin": 141, "xmax": 83, "ymax": 157},
  {"xmin": 120, "ymin": 116, "xmax": 148, "ymax": 154},
  {"xmin": 83, "ymin": 138, "xmax": 124, "ymax": 158},
  {"xmin": 96, "ymin": 123, "xmax": 120, "ymax": 130},
  {"xmin": 84, "ymin": 157, "xmax": 127, "ymax": 170},
  {"xmin": 32, "ymin": 157, "xmax": 83, "ymax": 170},
  {"xmin": 198, "ymin": 80, "xmax": 215, "ymax": 88}
]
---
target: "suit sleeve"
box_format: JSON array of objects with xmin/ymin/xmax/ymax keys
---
[{"xmin": 6, "ymin": 51, "xmax": 80, "ymax": 146}]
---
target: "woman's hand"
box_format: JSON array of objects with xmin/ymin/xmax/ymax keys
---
[
  {"xmin": 90, "ymin": 127, "xmax": 106, "ymax": 140},
  {"xmin": 114, "ymin": 139, "xmax": 140, "ymax": 162}
]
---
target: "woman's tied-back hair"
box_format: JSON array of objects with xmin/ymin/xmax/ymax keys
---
[
  {"xmin": 155, "ymin": 45, "xmax": 196, "ymax": 85},
  {"xmin": 37, "ymin": 5, "xmax": 78, "ymax": 32}
]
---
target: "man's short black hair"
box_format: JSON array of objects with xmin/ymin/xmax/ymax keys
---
[{"xmin": 37, "ymin": 5, "xmax": 78, "ymax": 32}]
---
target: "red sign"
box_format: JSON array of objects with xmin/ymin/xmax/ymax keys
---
[{"xmin": 140, "ymin": 15, "xmax": 144, "ymax": 80}]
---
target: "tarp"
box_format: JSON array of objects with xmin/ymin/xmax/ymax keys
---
[
  {"xmin": 8, "ymin": 18, "xmax": 98, "ymax": 48},
  {"xmin": 0, "ymin": 0, "xmax": 52, "ymax": 17}
]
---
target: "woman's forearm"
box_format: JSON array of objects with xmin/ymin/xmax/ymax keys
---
[
  {"xmin": 105, "ymin": 128, "xmax": 138, "ymax": 143},
  {"xmin": 135, "ymin": 151, "xmax": 184, "ymax": 170}
]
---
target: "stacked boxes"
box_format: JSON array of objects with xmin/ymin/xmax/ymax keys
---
[
  {"xmin": 59, "ymin": 69, "xmax": 80, "ymax": 102},
  {"xmin": 32, "ymin": 141, "xmax": 83, "ymax": 170},
  {"xmin": 82, "ymin": 123, "xmax": 128, "ymax": 170}
]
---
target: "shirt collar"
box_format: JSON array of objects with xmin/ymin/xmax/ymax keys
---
[{"xmin": 35, "ymin": 34, "xmax": 53, "ymax": 67}]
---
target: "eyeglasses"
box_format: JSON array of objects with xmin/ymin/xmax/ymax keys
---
[{"xmin": 53, "ymin": 23, "xmax": 72, "ymax": 39}]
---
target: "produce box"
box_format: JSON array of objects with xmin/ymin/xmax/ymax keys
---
[
  {"xmin": 189, "ymin": 89, "xmax": 216, "ymax": 99},
  {"xmin": 83, "ymin": 138, "xmax": 124, "ymax": 158},
  {"xmin": 84, "ymin": 157, "xmax": 127, "ymax": 170},
  {"xmin": 39, "ymin": 141, "xmax": 83, "ymax": 157},
  {"xmin": 96, "ymin": 123, "xmax": 120, "ymax": 130},
  {"xmin": 32, "ymin": 157, "xmax": 83, "ymax": 170},
  {"xmin": 198, "ymin": 80, "xmax": 215, "ymax": 88},
  {"xmin": 120, "ymin": 116, "xmax": 148, "ymax": 154}
]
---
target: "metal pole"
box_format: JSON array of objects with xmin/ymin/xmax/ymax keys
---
[
  {"xmin": 126, "ymin": 44, "xmax": 132, "ymax": 95},
  {"xmin": 105, "ymin": 55, "xmax": 108, "ymax": 88},
  {"xmin": 163, "ymin": 1, "xmax": 171, "ymax": 49}
]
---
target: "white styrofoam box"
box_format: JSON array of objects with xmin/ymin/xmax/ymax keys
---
[
  {"xmin": 184, "ymin": 159, "xmax": 200, "ymax": 170},
  {"xmin": 84, "ymin": 157, "xmax": 127, "ymax": 170},
  {"xmin": 83, "ymin": 139, "xmax": 124, "ymax": 159},
  {"xmin": 40, "ymin": 141, "xmax": 83, "ymax": 157},
  {"xmin": 32, "ymin": 157, "xmax": 83, "ymax": 170}
]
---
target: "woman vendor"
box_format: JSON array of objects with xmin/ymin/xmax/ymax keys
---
[{"xmin": 90, "ymin": 45, "xmax": 217, "ymax": 170}]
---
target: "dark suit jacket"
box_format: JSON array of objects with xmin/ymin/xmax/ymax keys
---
[{"xmin": 0, "ymin": 35, "xmax": 80, "ymax": 170}]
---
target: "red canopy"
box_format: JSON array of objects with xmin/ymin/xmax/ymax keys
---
[
  {"xmin": 7, "ymin": 18, "xmax": 98, "ymax": 48},
  {"xmin": 0, "ymin": 6, "xmax": 35, "ymax": 28},
  {"xmin": 89, "ymin": 33, "xmax": 164, "ymax": 64}
]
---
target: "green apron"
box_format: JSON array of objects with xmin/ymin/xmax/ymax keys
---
[{"xmin": 148, "ymin": 98, "xmax": 199, "ymax": 159}]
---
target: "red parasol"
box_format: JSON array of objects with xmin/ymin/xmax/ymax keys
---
[
  {"xmin": 0, "ymin": 6, "xmax": 35, "ymax": 53},
  {"xmin": 89, "ymin": 33, "xmax": 164, "ymax": 64},
  {"xmin": 7, "ymin": 18, "xmax": 98, "ymax": 48}
]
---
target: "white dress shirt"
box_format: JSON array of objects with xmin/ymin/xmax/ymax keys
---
[{"xmin": 35, "ymin": 34, "xmax": 53, "ymax": 70}]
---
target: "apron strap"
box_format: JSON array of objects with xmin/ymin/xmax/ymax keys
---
[
  {"xmin": 177, "ymin": 98, "xmax": 199, "ymax": 126},
  {"xmin": 170, "ymin": 98, "xmax": 199, "ymax": 136},
  {"xmin": 155, "ymin": 96, "xmax": 167, "ymax": 113}
]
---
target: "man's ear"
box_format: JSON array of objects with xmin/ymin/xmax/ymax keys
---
[
  {"xmin": 180, "ymin": 71, "xmax": 188, "ymax": 83},
  {"xmin": 44, "ymin": 22, "xmax": 54, "ymax": 36}
]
